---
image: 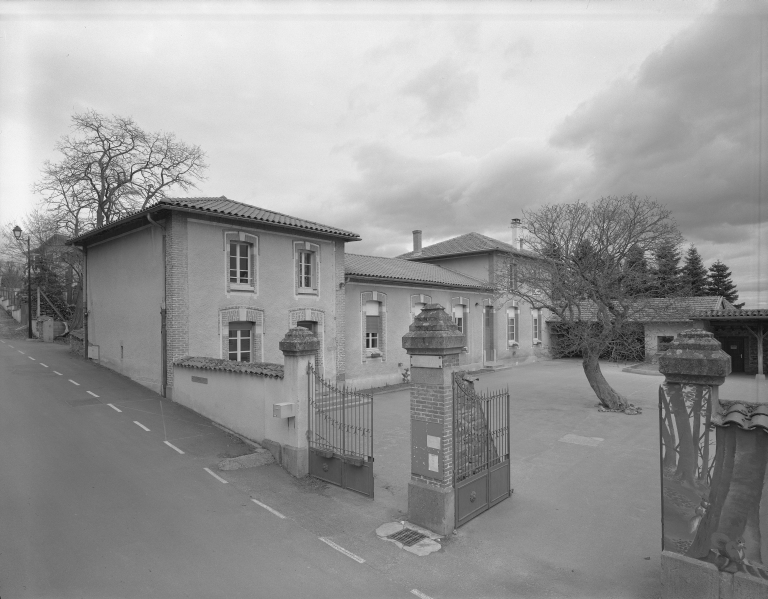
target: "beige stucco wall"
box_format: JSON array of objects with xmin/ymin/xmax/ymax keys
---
[
  {"xmin": 173, "ymin": 366, "xmax": 288, "ymax": 446},
  {"xmin": 184, "ymin": 218, "xmax": 339, "ymax": 378},
  {"xmin": 344, "ymin": 282, "xmax": 494, "ymax": 389},
  {"xmin": 644, "ymin": 321, "xmax": 703, "ymax": 360},
  {"xmin": 86, "ymin": 225, "xmax": 165, "ymax": 393}
]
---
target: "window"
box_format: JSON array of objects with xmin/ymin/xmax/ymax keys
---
[
  {"xmin": 509, "ymin": 261, "xmax": 518, "ymax": 290},
  {"xmin": 229, "ymin": 242, "xmax": 250, "ymax": 284},
  {"xmin": 532, "ymin": 309, "xmax": 541, "ymax": 343},
  {"xmin": 294, "ymin": 242, "xmax": 319, "ymax": 294},
  {"xmin": 507, "ymin": 307, "xmax": 518, "ymax": 344},
  {"xmin": 224, "ymin": 232, "xmax": 257, "ymax": 293},
  {"xmin": 228, "ymin": 321, "xmax": 252, "ymax": 362},
  {"xmin": 452, "ymin": 305, "xmax": 464, "ymax": 333},
  {"xmin": 365, "ymin": 300, "xmax": 382, "ymax": 355}
]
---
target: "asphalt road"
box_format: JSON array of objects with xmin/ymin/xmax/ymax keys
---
[{"xmin": 0, "ymin": 338, "xmax": 406, "ymax": 599}]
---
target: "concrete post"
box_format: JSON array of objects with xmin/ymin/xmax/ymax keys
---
[
  {"xmin": 402, "ymin": 303, "xmax": 465, "ymax": 536},
  {"xmin": 278, "ymin": 327, "xmax": 320, "ymax": 478}
]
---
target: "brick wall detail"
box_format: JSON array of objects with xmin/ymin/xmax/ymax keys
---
[{"xmin": 166, "ymin": 212, "xmax": 189, "ymax": 389}]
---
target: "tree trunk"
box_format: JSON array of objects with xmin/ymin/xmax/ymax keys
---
[
  {"xmin": 669, "ymin": 384, "xmax": 696, "ymax": 488},
  {"xmin": 582, "ymin": 351, "xmax": 628, "ymax": 410}
]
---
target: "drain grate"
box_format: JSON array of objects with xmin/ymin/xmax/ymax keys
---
[{"xmin": 387, "ymin": 528, "xmax": 428, "ymax": 547}]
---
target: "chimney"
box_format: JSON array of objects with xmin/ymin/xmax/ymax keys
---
[
  {"xmin": 413, "ymin": 230, "xmax": 422, "ymax": 254},
  {"xmin": 510, "ymin": 218, "xmax": 522, "ymax": 250}
]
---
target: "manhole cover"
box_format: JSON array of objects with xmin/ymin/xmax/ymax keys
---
[{"xmin": 387, "ymin": 528, "xmax": 428, "ymax": 547}]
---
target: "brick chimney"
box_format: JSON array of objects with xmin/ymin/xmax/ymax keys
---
[
  {"xmin": 510, "ymin": 218, "xmax": 522, "ymax": 250},
  {"xmin": 413, "ymin": 230, "xmax": 422, "ymax": 254}
]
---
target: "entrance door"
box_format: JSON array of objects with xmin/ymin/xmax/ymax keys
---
[
  {"xmin": 483, "ymin": 306, "xmax": 494, "ymax": 363},
  {"xmin": 720, "ymin": 337, "xmax": 745, "ymax": 372}
]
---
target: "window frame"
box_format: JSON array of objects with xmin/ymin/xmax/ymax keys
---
[
  {"xmin": 294, "ymin": 241, "xmax": 320, "ymax": 295},
  {"xmin": 507, "ymin": 307, "xmax": 518, "ymax": 345},
  {"xmin": 228, "ymin": 321, "xmax": 252, "ymax": 362},
  {"xmin": 224, "ymin": 231, "xmax": 258, "ymax": 294},
  {"xmin": 532, "ymin": 309, "xmax": 542, "ymax": 344}
]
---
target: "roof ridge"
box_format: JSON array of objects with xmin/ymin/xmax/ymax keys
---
[{"xmin": 164, "ymin": 196, "xmax": 355, "ymax": 233}]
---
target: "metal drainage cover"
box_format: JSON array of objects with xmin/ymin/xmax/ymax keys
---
[{"xmin": 387, "ymin": 528, "xmax": 428, "ymax": 547}]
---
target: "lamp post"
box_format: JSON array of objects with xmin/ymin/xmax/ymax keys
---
[{"xmin": 12, "ymin": 225, "xmax": 33, "ymax": 339}]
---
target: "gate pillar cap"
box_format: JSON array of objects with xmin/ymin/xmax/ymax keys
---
[
  {"xmin": 658, "ymin": 329, "xmax": 731, "ymax": 386},
  {"xmin": 279, "ymin": 327, "xmax": 320, "ymax": 356},
  {"xmin": 402, "ymin": 303, "xmax": 465, "ymax": 356}
]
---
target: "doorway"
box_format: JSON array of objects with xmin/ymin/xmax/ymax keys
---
[
  {"xmin": 719, "ymin": 337, "xmax": 745, "ymax": 373},
  {"xmin": 483, "ymin": 306, "xmax": 494, "ymax": 363}
]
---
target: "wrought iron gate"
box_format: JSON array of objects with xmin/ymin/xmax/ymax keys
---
[
  {"xmin": 453, "ymin": 372, "xmax": 511, "ymax": 527},
  {"xmin": 307, "ymin": 363, "xmax": 374, "ymax": 498}
]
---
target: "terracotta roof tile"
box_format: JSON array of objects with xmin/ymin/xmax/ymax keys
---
[
  {"xmin": 345, "ymin": 253, "xmax": 489, "ymax": 290},
  {"xmin": 718, "ymin": 402, "xmax": 768, "ymax": 432},
  {"xmin": 398, "ymin": 232, "xmax": 536, "ymax": 260},
  {"xmin": 69, "ymin": 196, "xmax": 360, "ymax": 243},
  {"xmin": 174, "ymin": 356, "xmax": 284, "ymax": 378}
]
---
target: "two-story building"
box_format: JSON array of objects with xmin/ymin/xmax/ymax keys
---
[{"xmin": 69, "ymin": 197, "xmax": 359, "ymax": 398}]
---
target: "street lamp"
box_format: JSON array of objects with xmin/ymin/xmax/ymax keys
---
[{"xmin": 13, "ymin": 225, "xmax": 33, "ymax": 339}]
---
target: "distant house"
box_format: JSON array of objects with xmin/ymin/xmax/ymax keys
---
[
  {"xmin": 543, "ymin": 295, "xmax": 768, "ymax": 376},
  {"xmin": 397, "ymin": 229, "xmax": 551, "ymax": 368},
  {"xmin": 343, "ymin": 252, "xmax": 493, "ymax": 388}
]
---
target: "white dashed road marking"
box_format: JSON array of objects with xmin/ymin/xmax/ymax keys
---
[
  {"xmin": 53, "ymin": 371, "xmax": 62, "ymax": 376},
  {"xmin": 164, "ymin": 441, "xmax": 185, "ymax": 454},
  {"xmin": 203, "ymin": 468, "xmax": 228, "ymax": 484},
  {"xmin": 318, "ymin": 538, "xmax": 365, "ymax": 563},
  {"xmin": 28, "ymin": 356, "xmax": 35, "ymax": 360},
  {"xmin": 40, "ymin": 363, "xmax": 48, "ymax": 367},
  {"xmin": 87, "ymin": 391, "xmax": 99, "ymax": 397},
  {"xmin": 69, "ymin": 379, "xmax": 80, "ymax": 386},
  {"xmin": 251, "ymin": 498, "xmax": 286, "ymax": 519},
  {"xmin": 134, "ymin": 421, "xmax": 150, "ymax": 431},
  {"xmin": 107, "ymin": 403, "xmax": 122, "ymax": 412},
  {"xmin": 18, "ymin": 350, "xmax": 24, "ymax": 354},
  {"xmin": 8, "ymin": 344, "xmax": 14, "ymax": 347},
  {"xmin": 411, "ymin": 590, "xmax": 434, "ymax": 599}
]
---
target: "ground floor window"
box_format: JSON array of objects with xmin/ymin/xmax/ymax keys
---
[
  {"xmin": 507, "ymin": 308, "xmax": 518, "ymax": 344},
  {"xmin": 228, "ymin": 322, "xmax": 252, "ymax": 362}
]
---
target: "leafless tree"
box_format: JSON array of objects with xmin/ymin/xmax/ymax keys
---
[
  {"xmin": 494, "ymin": 195, "xmax": 682, "ymax": 411},
  {"xmin": 34, "ymin": 109, "xmax": 208, "ymax": 229}
]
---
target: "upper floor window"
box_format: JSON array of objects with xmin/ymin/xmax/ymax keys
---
[
  {"xmin": 452, "ymin": 305, "xmax": 464, "ymax": 333},
  {"xmin": 229, "ymin": 242, "xmax": 250, "ymax": 284},
  {"xmin": 365, "ymin": 300, "xmax": 382, "ymax": 355},
  {"xmin": 224, "ymin": 231, "xmax": 258, "ymax": 293},
  {"xmin": 294, "ymin": 241, "xmax": 319, "ymax": 295}
]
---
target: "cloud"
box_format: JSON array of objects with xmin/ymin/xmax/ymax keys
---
[
  {"xmin": 321, "ymin": 139, "xmax": 584, "ymax": 257},
  {"xmin": 400, "ymin": 58, "xmax": 479, "ymax": 135}
]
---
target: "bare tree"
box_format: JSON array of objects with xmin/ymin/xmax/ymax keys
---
[
  {"xmin": 34, "ymin": 109, "xmax": 208, "ymax": 229},
  {"xmin": 494, "ymin": 195, "xmax": 682, "ymax": 411}
]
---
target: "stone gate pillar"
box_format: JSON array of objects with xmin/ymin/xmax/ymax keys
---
[
  {"xmin": 657, "ymin": 330, "xmax": 768, "ymax": 599},
  {"xmin": 278, "ymin": 327, "xmax": 319, "ymax": 478},
  {"xmin": 402, "ymin": 303, "xmax": 465, "ymax": 536}
]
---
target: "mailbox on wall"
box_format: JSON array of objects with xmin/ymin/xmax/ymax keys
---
[{"xmin": 412, "ymin": 418, "xmax": 443, "ymax": 479}]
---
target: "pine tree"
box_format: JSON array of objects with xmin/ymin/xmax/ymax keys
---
[
  {"xmin": 652, "ymin": 241, "xmax": 681, "ymax": 297},
  {"xmin": 681, "ymin": 244, "xmax": 708, "ymax": 296},
  {"xmin": 623, "ymin": 243, "xmax": 650, "ymax": 295},
  {"xmin": 30, "ymin": 258, "xmax": 72, "ymax": 320},
  {"xmin": 706, "ymin": 260, "xmax": 743, "ymax": 307}
]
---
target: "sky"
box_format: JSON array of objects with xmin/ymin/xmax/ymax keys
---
[{"xmin": 0, "ymin": 0, "xmax": 766, "ymax": 307}]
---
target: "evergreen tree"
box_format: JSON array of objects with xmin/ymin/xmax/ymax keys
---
[
  {"xmin": 623, "ymin": 243, "xmax": 650, "ymax": 294},
  {"xmin": 681, "ymin": 244, "xmax": 708, "ymax": 296},
  {"xmin": 706, "ymin": 260, "xmax": 743, "ymax": 307},
  {"xmin": 652, "ymin": 241, "xmax": 681, "ymax": 297}
]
